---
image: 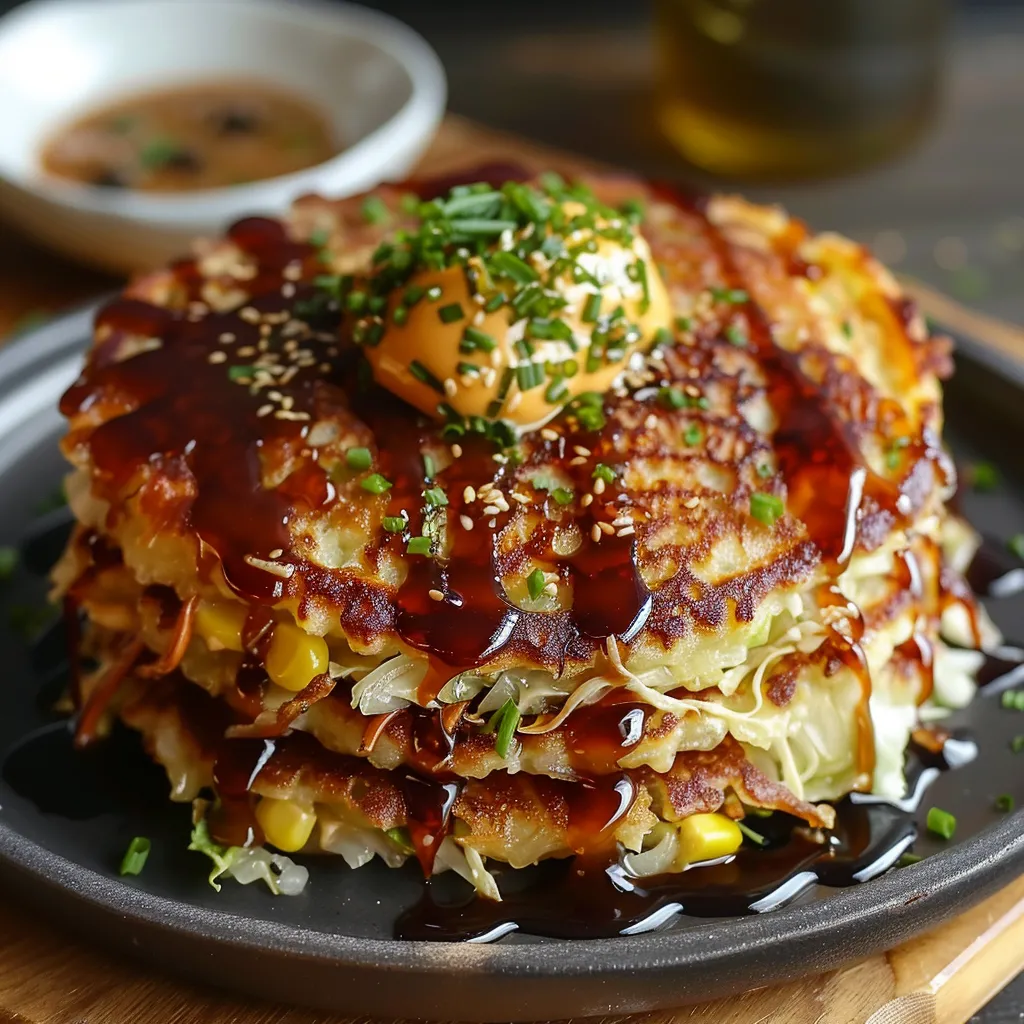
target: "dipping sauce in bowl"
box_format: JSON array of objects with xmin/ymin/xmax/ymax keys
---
[{"xmin": 39, "ymin": 79, "xmax": 336, "ymax": 191}]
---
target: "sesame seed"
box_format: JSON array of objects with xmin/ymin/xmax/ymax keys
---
[
  {"xmin": 593, "ymin": 478, "xmax": 606, "ymax": 495},
  {"xmin": 269, "ymin": 390, "xmax": 283, "ymax": 402},
  {"xmin": 591, "ymin": 524, "xmax": 602, "ymax": 542},
  {"xmin": 488, "ymin": 517, "xmax": 497, "ymax": 528},
  {"xmin": 493, "ymin": 497, "xmax": 510, "ymax": 512},
  {"xmin": 444, "ymin": 378, "xmax": 458, "ymax": 397},
  {"xmin": 268, "ymin": 548, "xmax": 284, "ymax": 558},
  {"xmin": 483, "ymin": 504, "xmax": 501, "ymax": 516},
  {"xmin": 581, "ymin": 493, "xmax": 594, "ymax": 508},
  {"xmin": 569, "ymin": 456, "xmax": 587, "ymax": 467},
  {"xmin": 460, "ymin": 514, "xmax": 474, "ymax": 531},
  {"xmin": 237, "ymin": 346, "xmax": 257, "ymax": 358},
  {"xmin": 275, "ymin": 410, "xmax": 311, "ymax": 421},
  {"xmin": 507, "ymin": 392, "xmax": 523, "ymax": 412},
  {"xmin": 219, "ymin": 332, "xmax": 236, "ymax": 344},
  {"xmin": 481, "ymin": 367, "xmax": 497, "ymax": 387},
  {"xmin": 281, "ymin": 283, "xmax": 296, "ymax": 298},
  {"xmin": 283, "ymin": 263, "xmax": 303, "ymax": 281},
  {"xmin": 574, "ymin": 446, "xmax": 591, "ymax": 457},
  {"xmin": 257, "ymin": 404, "xmax": 274, "ymax": 417},
  {"xmin": 616, "ymin": 525, "xmax": 635, "ymax": 537},
  {"xmin": 239, "ymin": 306, "xmax": 261, "ymax": 324},
  {"xmin": 684, "ymin": 496, "xmax": 700, "ymax": 509},
  {"xmin": 463, "ymin": 486, "xmax": 477, "ymax": 503},
  {"xmin": 541, "ymin": 428, "xmax": 559, "ymax": 441},
  {"xmin": 281, "ymin": 396, "xmax": 294, "ymax": 411},
  {"xmin": 428, "ymin": 589, "xmax": 445, "ymax": 602},
  {"xmin": 511, "ymin": 492, "xmax": 531, "ymax": 504},
  {"xmin": 451, "ymin": 443, "xmax": 463, "ymax": 458},
  {"xmin": 208, "ymin": 350, "xmax": 228, "ymax": 364},
  {"xmin": 243, "ymin": 555, "xmax": 294, "ymax": 578},
  {"xmin": 599, "ymin": 521, "xmax": 615, "ymax": 535},
  {"xmin": 684, "ymin": 383, "xmax": 701, "ymax": 397}
]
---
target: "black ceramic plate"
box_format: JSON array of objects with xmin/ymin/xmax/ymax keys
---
[{"xmin": 0, "ymin": 304, "xmax": 1022, "ymax": 1022}]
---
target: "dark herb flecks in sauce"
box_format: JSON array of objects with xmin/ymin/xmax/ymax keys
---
[{"xmin": 40, "ymin": 79, "xmax": 336, "ymax": 192}]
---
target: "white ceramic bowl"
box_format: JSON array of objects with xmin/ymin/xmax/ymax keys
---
[{"xmin": 0, "ymin": 0, "xmax": 446, "ymax": 272}]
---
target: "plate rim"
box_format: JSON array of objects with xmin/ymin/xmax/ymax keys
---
[{"xmin": 1, "ymin": 301, "xmax": 1022, "ymax": 1019}]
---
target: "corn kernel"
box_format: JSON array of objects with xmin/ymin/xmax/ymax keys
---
[
  {"xmin": 676, "ymin": 812, "xmax": 743, "ymax": 865},
  {"xmin": 194, "ymin": 600, "xmax": 248, "ymax": 652},
  {"xmin": 265, "ymin": 621, "xmax": 329, "ymax": 692},
  {"xmin": 255, "ymin": 797, "xmax": 317, "ymax": 852}
]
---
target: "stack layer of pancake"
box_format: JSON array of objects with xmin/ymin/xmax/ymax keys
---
[{"xmin": 52, "ymin": 170, "xmax": 989, "ymax": 898}]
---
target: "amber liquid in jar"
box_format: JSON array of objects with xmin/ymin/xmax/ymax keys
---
[{"xmin": 655, "ymin": 0, "xmax": 950, "ymax": 179}]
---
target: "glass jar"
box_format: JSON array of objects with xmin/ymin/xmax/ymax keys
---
[{"xmin": 655, "ymin": 0, "xmax": 951, "ymax": 179}]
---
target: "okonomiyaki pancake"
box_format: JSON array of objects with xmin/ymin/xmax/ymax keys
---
[{"xmin": 52, "ymin": 167, "xmax": 990, "ymax": 901}]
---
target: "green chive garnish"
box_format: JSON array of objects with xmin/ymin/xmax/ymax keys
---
[
  {"xmin": 382, "ymin": 516, "xmax": 405, "ymax": 533},
  {"xmin": 406, "ymin": 536, "xmax": 432, "ymax": 555},
  {"xmin": 577, "ymin": 406, "xmax": 606, "ymax": 432},
  {"xmin": 709, "ymin": 287, "xmax": 749, "ymax": 305},
  {"xmin": 361, "ymin": 473, "xmax": 392, "ymax": 495},
  {"xmin": 725, "ymin": 324, "xmax": 747, "ymax": 347},
  {"xmin": 659, "ymin": 386, "xmax": 687, "ymax": 410},
  {"xmin": 684, "ymin": 424, "xmax": 702, "ymax": 446},
  {"xmin": 489, "ymin": 251, "xmax": 539, "ymax": 284},
  {"xmin": 750, "ymin": 492, "xmax": 783, "ymax": 526},
  {"xmin": 385, "ymin": 825, "xmax": 414, "ymax": 852},
  {"xmin": 526, "ymin": 569, "xmax": 546, "ymax": 600},
  {"xmin": 409, "ymin": 360, "xmax": 446, "ymax": 394},
  {"xmin": 139, "ymin": 138, "xmax": 185, "ymax": 169},
  {"xmin": 552, "ymin": 487, "xmax": 574, "ymax": 506},
  {"xmin": 516, "ymin": 362, "xmax": 544, "ymax": 391},
  {"xmin": 995, "ymin": 794, "xmax": 1015, "ymax": 813},
  {"xmin": 593, "ymin": 464, "xmax": 616, "ymax": 484},
  {"xmin": 361, "ymin": 195, "xmax": 390, "ymax": 224},
  {"xmin": 424, "ymin": 486, "xmax": 448, "ymax": 507},
  {"xmin": 926, "ymin": 806, "xmax": 957, "ymax": 839},
  {"xmin": 438, "ymin": 303, "xmax": 464, "ymax": 324},
  {"xmin": 756, "ymin": 463, "xmax": 773, "ymax": 479},
  {"xmin": 484, "ymin": 699, "xmax": 521, "ymax": 759},
  {"xmin": 461, "ymin": 326, "xmax": 497, "ymax": 353},
  {"xmin": 841, "ymin": 320, "xmax": 854, "ymax": 339},
  {"xmin": 346, "ymin": 447, "xmax": 372, "ymax": 471},
  {"xmin": 0, "ymin": 546, "xmax": 18, "ymax": 581},
  {"xmin": 652, "ymin": 326, "xmax": 673, "ymax": 348},
  {"xmin": 119, "ymin": 836, "xmax": 151, "ymax": 876},
  {"xmin": 308, "ymin": 227, "xmax": 330, "ymax": 248},
  {"xmin": 737, "ymin": 821, "xmax": 768, "ymax": 847},
  {"xmin": 1001, "ymin": 690, "xmax": 1024, "ymax": 711},
  {"xmin": 1009, "ymin": 535, "xmax": 1024, "ymax": 561},
  {"xmin": 971, "ymin": 462, "xmax": 1000, "ymax": 492},
  {"xmin": 897, "ymin": 852, "xmax": 923, "ymax": 867}
]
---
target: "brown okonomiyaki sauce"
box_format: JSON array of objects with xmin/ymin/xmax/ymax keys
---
[{"xmin": 52, "ymin": 165, "xmax": 987, "ymax": 938}]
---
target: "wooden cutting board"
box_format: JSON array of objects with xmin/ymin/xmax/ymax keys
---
[{"xmin": 1, "ymin": 115, "xmax": 1023, "ymax": 1024}]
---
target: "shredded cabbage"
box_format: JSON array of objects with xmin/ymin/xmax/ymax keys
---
[{"xmin": 188, "ymin": 817, "xmax": 308, "ymax": 895}]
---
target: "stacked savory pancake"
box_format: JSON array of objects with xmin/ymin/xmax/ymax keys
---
[{"xmin": 52, "ymin": 170, "xmax": 990, "ymax": 900}]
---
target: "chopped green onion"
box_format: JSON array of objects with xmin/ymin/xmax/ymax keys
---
[
  {"xmin": 461, "ymin": 326, "xmax": 497, "ymax": 353},
  {"xmin": 345, "ymin": 290, "xmax": 367, "ymax": 313},
  {"xmin": 1001, "ymin": 690, "xmax": 1024, "ymax": 711},
  {"xmin": 528, "ymin": 317, "xmax": 573, "ymax": 342},
  {"xmin": 684, "ymin": 423, "xmax": 702, "ymax": 446},
  {"xmin": 438, "ymin": 303, "xmax": 464, "ymax": 324},
  {"xmin": 423, "ymin": 453, "xmax": 437, "ymax": 479},
  {"xmin": 409, "ymin": 360, "xmax": 446, "ymax": 395},
  {"xmin": 406, "ymin": 536, "xmax": 432, "ymax": 556},
  {"xmin": 516, "ymin": 362, "xmax": 545, "ymax": 391},
  {"xmin": 545, "ymin": 378, "xmax": 569, "ymax": 403},
  {"xmin": 382, "ymin": 516, "xmax": 406, "ymax": 533},
  {"xmin": 593, "ymin": 463, "xmax": 616, "ymax": 484},
  {"xmin": 308, "ymin": 227, "xmax": 330, "ymax": 248},
  {"xmin": 581, "ymin": 292, "xmax": 603, "ymax": 323},
  {"xmin": 119, "ymin": 836, "xmax": 151, "ymax": 876},
  {"xmin": 576, "ymin": 406, "xmax": 606, "ymax": 432},
  {"xmin": 345, "ymin": 447, "xmax": 372, "ymax": 471},
  {"xmin": 971, "ymin": 462, "xmax": 1000, "ymax": 492},
  {"xmin": 995, "ymin": 794, "xmax": 1015, "ymax": 813},
  {"xmin": 384, "ymin": 826, "xmax": 414, "ymax": 852},
  {"xmin": 652, "ymin": 327, "xmax": 673, "ymax": 348},
  {"xmin": 526, "ymin": 569, "xmax": 546, "ymax": 600},
  {"xmin": 750, "ymin": 492, "xmax": 783, "ymax": 526},
  {"xmin": 926, "ymin": 806, "xmax": 957, "ymax": 839},
  {"xmin": 841, "ymin": 320, "xmax": 854, "ymax": 339},
  {"xmin": 361, "ymin": 195, "xmax": 390, "ymax": 224},
  {"xmin": 725, "ymin": 324, "xmax": 748, "ymax": 347},
  {"xmin": 675, "ymin": 316, "xmax": 693, "ymax": 332},
  {"xmin": 897, "ymin": 852, "xmax": 923, "ymax": 867},
  {"xmin": 709, "ymin": 287, "xmax": 749, "ymax": 305},
  {"xmin": 424, "ymin": 486, "xmax": 448, "ymax": 507},
  {"xmin": 552, "ymin": 487, "xmax": 574, "ymax": 506},
  {"xmin": 485, "ymin": 699, "xmax": 521, "ymax": 759},
  {"xmin": 1009, "ymin": 535, "xmax": 1024, "ymax": 561},
  {"xmin": 399, "ymin": 193, "xmax": 420, "ymax": 214},
  {"xmin": 227, "ymin": 365, "xmax": 256, "ymax": 382},
  {"xmin": 737, "ymin": 821, "xmax": 768, "ymax": 846},
  {"xmin": 489, "ymin": 251, "xmax": 539, "ymax": 284},
  {"xmin": 449, "ymin": 217, "xmax": 518, "ymax": 237},
  {"xmin": 139, "ymin": 138, "xmax": 186, "ymax": 169},
  {"xmin": 360, "ymin": 473, "xmax": 392, "ymax": 495},
  {"xmin": 659, "ymin": 386, "xmax": 687, "ymax": 410},
  {"xmin": 0, "ymin": 546, "xmax": 17, "ymax": 581}
]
